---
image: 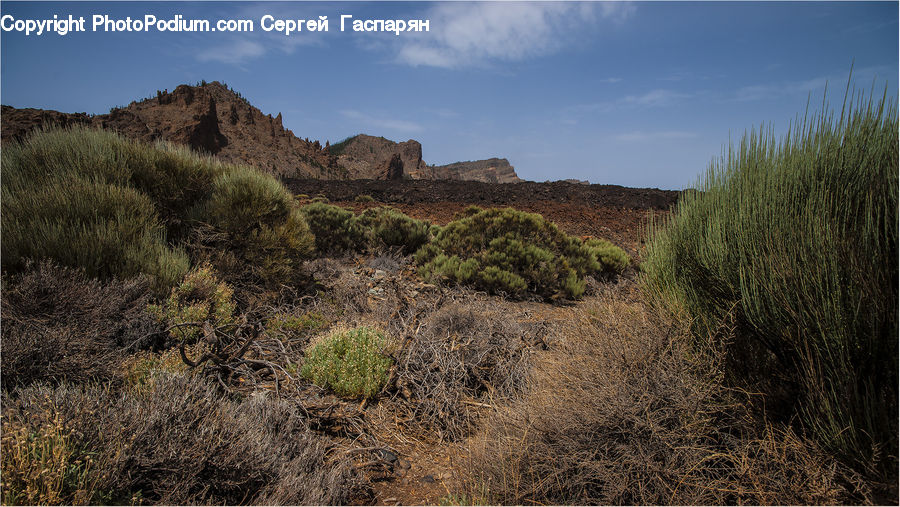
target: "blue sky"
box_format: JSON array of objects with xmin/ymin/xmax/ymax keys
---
[{"xmin": 1, "ymin": 1, "xmax": 897, "ymax": 189}]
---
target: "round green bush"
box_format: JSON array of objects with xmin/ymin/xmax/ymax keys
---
[
  {"xmin": 149, "ymin": 264, "xmax": 235, "ymax": 344},
  {"xmin": 300, "ymin": 202, "xmax": 366, "ymax": 254},
  {"xmin": 356, "ymin": 206, "xmax": 431, "ymax": 254},
  {"xmin": 300, "ymin": 327, "xmax": 392, "ymax": 400},
  {"xmin": 416, "ymin": 207, "xmax": 629, "ymax": 299},
  {"xmin": 1, "ymin": 129, "xmax": 193, "ymax": 291}
]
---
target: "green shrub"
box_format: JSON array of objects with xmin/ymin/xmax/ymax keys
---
[
  {"xmin": 354, "ymin": 194, "xmax": 375, "ymax": 203},
  {"xmin": 356, "ymin": 206, "xmax": 431, "ymax": 254},
  {"xmin": 301, "ymin": 327, "xmax": 392, "ymax": 399},
  {"xmin": 1, "ymin": 127, "xmax": 315, "ymax": 292},
  {"xmin": 0, "ymin": 128, "xmax": 195, "ymax": 290},
  {"xmin": 149, "ymin": 264, "xmax": 235, "ymax": 344},
  {"xmin": 196, "ymin": 171, "xmax": 314, "ymax": 284},
  {"xmin": 641, "ymin": 85, "xmax": 898, "ymax": 473},
  {"xmin": 583, "ymin": 238, "xmax": 630, "ymax": 275},
  {"xmin": 416, "ymin": 207, "xmax": 628, "ymax": 299},
  {"xmin": 301, "ymin": 202, "xmax": 366, "ymax": 254}
]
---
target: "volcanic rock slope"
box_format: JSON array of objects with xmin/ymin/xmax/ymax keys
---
[
  {"xmin": 1, "ymin": 81, "xmax": 522, "ymax": 182},
  {"xmin": 2, "ymin": 82, "xmax": 345, "ymax": 179}
]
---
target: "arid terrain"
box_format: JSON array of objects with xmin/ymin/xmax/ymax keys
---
[{"xmin": 1, "ymin": 79, "xmax": 894, "ymax": 506}]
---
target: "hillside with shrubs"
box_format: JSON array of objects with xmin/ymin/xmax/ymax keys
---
[{"xmin": 1, "ymin": 83, "xmax": 897, "ymax": 506}]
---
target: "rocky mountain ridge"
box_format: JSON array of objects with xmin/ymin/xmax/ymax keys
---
[
  {"xmin": 329, "ymin": 134, "xmax": 521, "ymax": 183},
  {"xmin": 1, "ymin": 81, "xmax": 521, "ymax": 183}
]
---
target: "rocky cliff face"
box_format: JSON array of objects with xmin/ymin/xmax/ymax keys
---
[
  {"xmin": 2, "ymin": 82, "xmax": 345, "ymax": 179},
  {"xmin": 328, "ymin": 134, "xmax": 427, "ymax": 180},
  {"xmin": 100, "ymin": 83, "xmax": 349, "ymax": 179},
  {"xmin": 426, "ymin": 158, "xmax": 521, "ymax": 183},
  {"xmin": 330, "ymin": 135, "xmax": 521, "ymax": 183},
  {"xmin": 2, "ymin": 81, "xmax": 522, "ymax": 182}
]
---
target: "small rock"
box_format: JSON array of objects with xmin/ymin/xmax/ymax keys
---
[
  {"xmin": 377, "ymin": 449, "xmax": 398, "ymax": 463},
  {"xmin": 421, "ymin": 474, "xmax": 435, "ymax": 484}
]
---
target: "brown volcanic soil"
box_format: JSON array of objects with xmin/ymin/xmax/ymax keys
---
[
  {"xmin": 286, "ymin": 178, "xmax": 678, "ymax": 209},
  {"xmin": 288, "ymin": 178, "xmax": 680, "ymax": 256}
]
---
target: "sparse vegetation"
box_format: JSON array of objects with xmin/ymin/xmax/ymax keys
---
[
  {"xmin": 148, "ymin": 263, "xmax": 236, "ymax": 345},
  {"xmin": 1, "ymin": 377, "xmax": 362, "ymax": 505},
  {"xmin": 2, "ymin": 87, "xmax": 894, "ymax": 505},
  {"xmin": 463, "ymin": 291, "xmax": 866, "ymax": 505},
  {"xmin": 642, "ymin": 85, "xmax": 898, "ymax": 476},
  {"xmin": 1, "ymin": 261, "xmax": 160, "ymax": 388},
  {"xmin": 416, "ymin": 207, "xmax": 629, "ymax": 299}
]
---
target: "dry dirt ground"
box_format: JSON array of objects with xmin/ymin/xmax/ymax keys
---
[{"xmin": 284, "ymin": 180, "xmax": 680, "ymax": 505}]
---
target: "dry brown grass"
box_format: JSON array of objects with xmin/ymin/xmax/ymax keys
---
[
  {"xmin": 462, "ymin": 285, "xmax": 873, "ymax": 505},
  {"xmin": 2, "ymin": 375, "xmax": 368, "ymax": 505},
  {"xmin": 390, "ymin": 301, "xmax": 533, "ymax": 442}
]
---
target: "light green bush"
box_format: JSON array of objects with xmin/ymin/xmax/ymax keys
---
[
  {"xmin": 356, "ymin": 206, "xmax": 431, "ymax": 254},
  {"xmin": 2, "ymin": 126, "xmax": 315, "ymax": 291},
  {"xmin": 0, "ymin": 129, "xmax": 196, "ymax": 290},
  {"xmin": 300, "ymin": 202, "xmax": 366, "ymax": 254},
  {"xmin": 197, "ymin": 172, "xmax": 313, "ymax": 284},
  {"xmin": 641, "ymin": 85, "xmax": 898, "ymax": 473},
  {"xmin": 149, "ymin": 264, "xmax": 235, "ymax": 344},
  {"xmin": 300, "ymin": 327, "xmax": 392, "ymax": 399},
  {"xmin": 416, "ymin": 207, "xmax": 628, "ymax": 299}
]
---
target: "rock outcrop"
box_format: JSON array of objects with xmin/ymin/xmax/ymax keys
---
[
  {"xmin": 330, "ymin": 134, "xmax": 521, "ymax": 182},
  {"xmin": 2, "ymin": 82, "xmax": 523, "ymax": 182},
  {"xmin": 328, "ymin": 134, "xmax": 427, "ymax": 179},
  {"xmin": 426, "ymin": 158, "xmax": 521, "ymax": 183},
  {"xmin": 2, "ymin": 82, "xmax": 346, "ymax": 179}
]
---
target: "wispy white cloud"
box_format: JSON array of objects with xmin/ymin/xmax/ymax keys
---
[
  {"xmin": 193, "ymin": 3, "xmax": 322, "ymax": 66},
  {"xmin": 340, "ymin": 109, "xmax": 423, "ymax": 133},
  {"xmin": 622, "ymin": 89, "xmax": 691, "ymax": 107},
  {"xmin": 396, "ymin": 2, "xmax": 635, "ymax": 69},
  {"xmin": 734, "ymin": 76, "xmax": 829, "ymax": 102},
  {"xmin": 613, "ymin": 130, "xmax": 698, "ymax": 142},
  {"xmin": 598, "ymin": 77, "xmax": 623, "ymax": 84},
  {"xmin": 197, "ymin": 40, "xmax": 265, "ymax": 65},
  {"xmin": 571, "ymin": 88, "xmax": 693, "ymax": 114},
  {"xmin": 424, "ymin": 107, "xmax": 460, "ymax": 119}
]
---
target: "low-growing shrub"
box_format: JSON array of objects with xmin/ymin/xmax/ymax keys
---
[
  {"xmin": 354, "ymin": 194, "xmax": 375, "ymax": 203},
  {"xmin": 416, "ymin": 207, "xmax": 629, "ymax": 299},
  {"xmin": 301, "ymin": 326, "xmax": 392, "ymax": 399},
  {"xmin": 2, "ymin": 127, "xmax": 316, "ymax": 293},
  {"xmin": 194, "ymin": 171, "xmax": 314, "ymax": 287},
  {"xmin": 641, "ymin": 85, "xmax": 898, "ymax": 474},
  {"xmin": 1, "ymin": 414, "xmax": 111, "ymax": 505},
  {"xmin": 2, "ymin": 377, "xmax": 364, "ymax": 505},
  {"xmin": 463, "ymin": 295, "xmax": 866, "ymax": 505},
  {"xmin": 149, "ymin": 264, "xmax": 235, "ymax": 344},
  {"xmin": 0, "ymin": 261, "xmax": 161, "ymax": 388},
  {"xmin": 356, "ymin": 206, "xmax": 431, "ymax": 254},
  {"xmin": 301, "ymin": 202, "xmax": 366, "ymax": 254},
  {"xmin": 393, "ymin": 302, "xmax": 531, "ymax": 441}
]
